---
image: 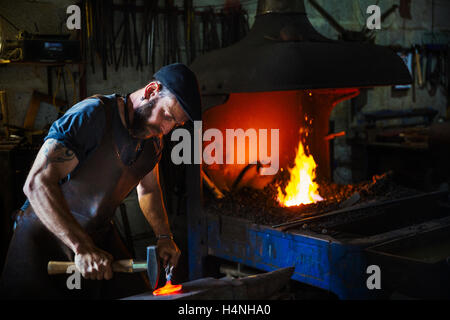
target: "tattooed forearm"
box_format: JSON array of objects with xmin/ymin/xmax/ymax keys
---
[{"xmin": 43, "ymin": 140, "xmax": 75, "ymax": 169}]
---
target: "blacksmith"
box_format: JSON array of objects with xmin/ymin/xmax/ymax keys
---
[{"xmin": 0, "ymin": 63, "xmax": 201, "ymax": 299}]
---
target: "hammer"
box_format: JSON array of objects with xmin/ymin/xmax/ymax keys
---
[{"xmin": 47, "ymin": 245, "xmax": 161, "ymax": 290}]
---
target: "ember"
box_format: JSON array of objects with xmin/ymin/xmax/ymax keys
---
[{"xmin": 152, "ymin": 281, "xmax": 182, "ymax": 296}]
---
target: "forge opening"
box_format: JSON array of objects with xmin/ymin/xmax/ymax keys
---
[{"xmin": 201, "ymin": 88, "xmax": 360, "ymax": 206}]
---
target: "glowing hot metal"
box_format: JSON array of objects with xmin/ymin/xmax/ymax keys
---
[
  {"xmin": 152, "ymin": 281, "xmax": 182, "ymax": 296},
  {"xmin": 152, "ymin": 264, "xmax": 182, "ymax": 296}
]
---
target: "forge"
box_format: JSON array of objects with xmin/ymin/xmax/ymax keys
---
[{"xmin": 184, "ymin": 0, "xmax": 450, "ymax": 299}]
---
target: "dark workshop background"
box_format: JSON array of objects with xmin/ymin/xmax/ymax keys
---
[{"xmin": 0, "ymin": 0, "xmax": 449, "ymax": 283}]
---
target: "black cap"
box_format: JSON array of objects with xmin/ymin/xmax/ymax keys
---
[{"xmin": 154, "ymin": 63, "xmax": 202, "ymax": 121}]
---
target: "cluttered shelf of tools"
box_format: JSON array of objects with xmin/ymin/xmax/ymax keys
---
[{"xmin": 0, "ymin": 60, "xmax": 84, "ymax": 66}]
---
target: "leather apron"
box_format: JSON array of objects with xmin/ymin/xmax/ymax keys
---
[{"xmin": 0, "ymin": 94, "xmax": 162, "ymax": 299}]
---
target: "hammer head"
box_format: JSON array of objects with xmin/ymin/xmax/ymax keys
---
[{"xmin": 147, "ymin": 245, "xmax": 160, "ymax": 290}]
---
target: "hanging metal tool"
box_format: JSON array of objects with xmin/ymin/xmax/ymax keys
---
[
  {"xmin": 221, "ymin": 3, "xmax": 249, "ymax": 48},
  {"xmin": 415, "ymin": 46, "xmax": 424, "ymax": 88},
  {"xmin": 151, "ymin": 5, "xmax": 159, "ymax": 73},
  {"xmin": 202, "ymin": 7, "xmax": 220, "ymax": 53},
  {"xmin": 85, "ymin": 0, "xmax": 95, "ymax": 73},
  {"xmin": 183, "ymin": 0, "xmax": 194, "ymax": 64},
  {"xmin": 0, "ymin": 91, "xmax": 10, "ymax": 138}
]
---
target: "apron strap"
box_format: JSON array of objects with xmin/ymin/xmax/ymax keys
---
[{"xmin": 88, "ymin": 94, "xmax": 114, "ymax": 134}]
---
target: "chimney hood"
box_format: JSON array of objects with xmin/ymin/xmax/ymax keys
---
[{"xmin": 190, "ymin": 0, "xmax": 412, "ymax": 111}]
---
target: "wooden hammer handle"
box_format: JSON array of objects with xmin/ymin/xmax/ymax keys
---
[{"xmin": 47, "ymin": 259, "xmax": 134, "ymax": 275}]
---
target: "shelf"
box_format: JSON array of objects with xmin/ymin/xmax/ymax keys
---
[{"xmin": 0, "ymin": 60, "xmax": 84, "ymax": 66}]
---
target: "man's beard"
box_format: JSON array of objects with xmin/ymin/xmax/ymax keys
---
[{"xmin": 128, "ymin": 98, "xmax": 162, "ymax": 139}]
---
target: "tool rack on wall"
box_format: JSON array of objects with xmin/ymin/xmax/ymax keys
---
[{"xmin": 80, "ymin": 0, "xmax": 250, "ymax": 80}]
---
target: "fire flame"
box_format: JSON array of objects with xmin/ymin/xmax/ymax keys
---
[
  {"xmin": 277, "ymin": 140, "xmax": 323, "ymax": 207},
  {"xmin": 152, "ymin": 281, "xmax": 183, "ymax": 296}
]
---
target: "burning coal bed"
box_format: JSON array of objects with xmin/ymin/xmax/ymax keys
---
[
  {"xmin": 204, "ymin": 136, "xmax": 419, "ymax": 234},
  {"xmin": 204, "ymin": 171, "xmax": 419, "ymax": 232}
]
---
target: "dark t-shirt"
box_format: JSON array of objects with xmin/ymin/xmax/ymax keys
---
[
  {"xmin": 21, "ymin": 94, "xmax": 160, "ymax": 211},
  {"xmin": 45, "ymin": 95, "xmax": 108, "ymax": 164}
]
